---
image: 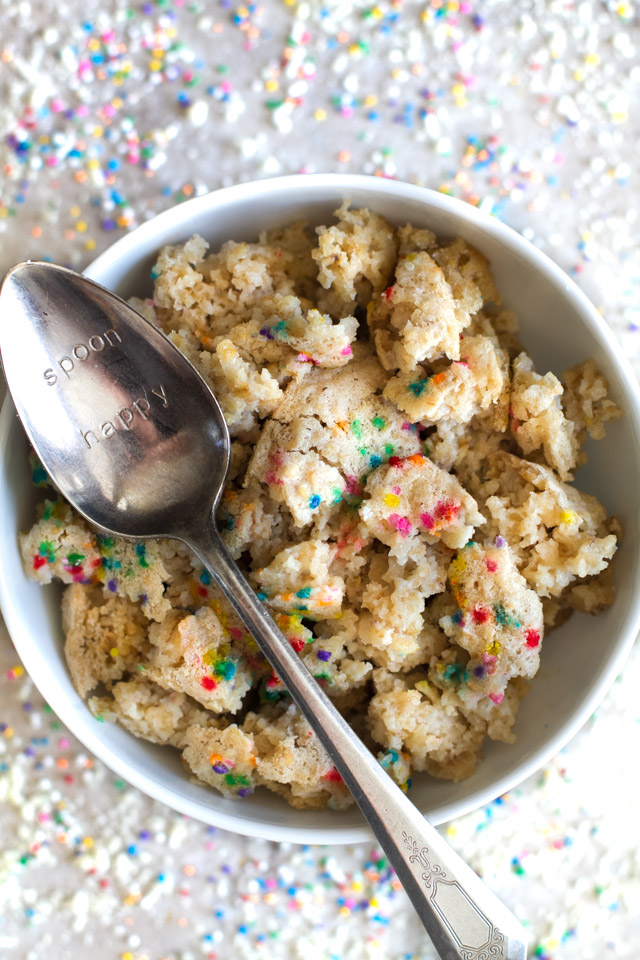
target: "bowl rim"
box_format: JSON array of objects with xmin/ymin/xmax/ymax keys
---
[{"xmin": 2, "ymin": 172, "xmax": 640, "ymax": 844}]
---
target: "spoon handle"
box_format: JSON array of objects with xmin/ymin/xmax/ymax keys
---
[{"xmin": 190, "ymin": 524, "xmax": 527, "ymax": 960}]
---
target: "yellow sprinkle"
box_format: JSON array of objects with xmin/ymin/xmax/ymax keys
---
[
  {"xmin": 76, "ymin": 220, "xmax": 87, "ymax": 233},
  {"xmin": 369, "ymin": 897, "xmax": 379, "ymax": 907},
  {"xmin": 11, "ymin": 665, "xmax": 24, "ymax": 677},
  {"xmin": 82, "ymin": 836, "xmax": 94, "ymax": 848},
  {"xmin": 450, "ymin": 554, "xmax": 467, "ymax": 577},
  {"xmin": 314, "ymin": 108, "xmax": 326, "ymax": 122},
  {"xmin": 265, "ymin": 79, "xmax": 279, "ymax": 92},
  {"xmin": 4, "ymin": 727, "xmax": 14, "ymax": 738},
  {"xmin": 446, "ymin": 824, "xmax": 458, "ymax": 837},
  {"xmin": 149, "ymin": 59, "xmax": 162, "ymax": 72},
  {"xmin": 109, "ymin": 647, "xmax": 119, "ymax": 658},
  {"xmin": 415, "ymin": 680, "xmax": 430, "ymax": 694},
  {"xmin": 85, "ymin": 239, "xmax": 97, "ymax": 251},
  {"xmin": 560, "ymin": 509, "xmax": 579, "ymax": 525},
  {"xmin": 383, "ymin": 493, "xmax": 400, "ymax": 508},
  {"xmin": 486, "ymin": 641, "xmax": 501, "ymax": 656}
]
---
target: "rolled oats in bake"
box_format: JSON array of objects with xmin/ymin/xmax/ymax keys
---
[{"xmin": 21, "ymin": 204, "xmax": 622, "ymax": 809}]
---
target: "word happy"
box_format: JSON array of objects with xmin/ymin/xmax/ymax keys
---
[{"xmin": 80, "ymin": 384, "xmax": 168, "ymax": 448}]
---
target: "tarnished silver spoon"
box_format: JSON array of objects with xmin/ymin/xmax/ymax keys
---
[{"xmin": 0, "ymin": 261, "xmax": 527, "ymax": 960}]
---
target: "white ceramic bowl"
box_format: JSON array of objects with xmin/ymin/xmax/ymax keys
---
[{"xmin": 2, "ymin": 174, "xmax": 639, "ymax": 843}]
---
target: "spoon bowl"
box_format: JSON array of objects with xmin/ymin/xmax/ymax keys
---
[{"xmin": 0, "ymin": 263, "xmax": 230, "ymax": 540}]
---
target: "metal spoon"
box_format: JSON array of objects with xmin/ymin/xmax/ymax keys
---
[{"xmin": 0, "ymin": 261, "xmax": 527, "ymax": 960}]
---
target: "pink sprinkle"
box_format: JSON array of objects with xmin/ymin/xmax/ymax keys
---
[
  {"xmin": 58, "ymin": 738, "xmax": 69, "ymax": 749},
  {"xmin": 420, "ymin": 512, "xmax": 434, "ymax": 530},
  {"xmin": 401, "ymin": 422, "xmax": 413, "ymax": 431},
  {"xmin": 340, "ymin": 345, "xmax": 353, "ymax": 356},
  {"xmin": 485, "ymin": 558, "xmax": 498, "ymax": 572},
  {"xmin": 264, "ymin": 470, "xmax": 283, "ymax": 486},
  {"xmin": 489, "ymin": 692, "xmax": 504, "ymax": 705},
  {"xmin": 388, "ymin": 513, "xmax": 412, "ymax": 536},
  {"xmin": 344, "ymin": 475, "xmax": 362, "ymax": 496},
  {"xmin": 392, "ymin": 485, "xmax": 401, "ymax": 495},
  {"xmin": 297, "ymin": 352, "xmax": 312, "ymax": 362}
]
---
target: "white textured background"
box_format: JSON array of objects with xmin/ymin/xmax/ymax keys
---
[{"xmin": 1, "ymin": 2, "xmax": 639, "ymax": 958}]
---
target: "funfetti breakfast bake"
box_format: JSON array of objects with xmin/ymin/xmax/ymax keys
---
[{"xmin": 21, "ymin": 204, "xmax": 621, "ymax": 809}]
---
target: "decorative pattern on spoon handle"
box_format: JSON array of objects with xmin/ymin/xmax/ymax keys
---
[{"xmin": 402, "ymin": 832, "xmax": 507, "ymax": 960}]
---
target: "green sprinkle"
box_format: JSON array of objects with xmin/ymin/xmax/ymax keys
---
[
  {"xmin": 332, "ymin": 488, "xmax": 343, "ymax": 504},
  {"xmin": 493, "ymin": 604, "xmax": 521, "ymax": 629},
  {"xmin": 32, "ymin": 466, "xmax": 48, "ymax": 486},
  {"xmin": 215, "ymin": 660, "xmax": 237, "ymax": 681},
  {"xmin": 350, "ymin": 419, "xmax": 362, "ymax": 439},
  {"xmin": 384, "ymin": 444, "xmax": 394, "ymax": 456},
  {"xmin": 272, "ymin": 320, "xmax": 288, "ymax": 339},
  {"xmin": 135, "ymin": 543, "xmax": 149, "ymax": 568},
  {"xmin": 39, "ymin": 542, "xmax": 55, "ymax": 562},
  {"xmin": 372, "ymin": 416, "xmax": 385, "ymax": 429},
  {"xmin": 66, "ymin": 552, "xmax": 84, "ymax": 568}
]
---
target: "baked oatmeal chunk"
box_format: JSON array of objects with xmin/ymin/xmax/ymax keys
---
[
  {"xmin": 145, "ymin": 606, "xmax": 255, "ymax": 714},
  {"xmin": 359, "ymin": 454, "xmax": 485, "ymax": 555},
  {"xmin": 62, "ymin": 584, "xmax": 149, "ymax": 697},
  {"xmin": 89, "ymin": 678, "xmax": 212, "ymax": 748},
  {"xmin": 438, "ymin": 540, "xmax": 544, "ymax": 703},
  {"xmin": 181, "ymin": 723, "xmax": 258, "ymax": 797},
  {"xmin": 243, "ymin": 704, "xmax": 354, "ymax": 810},
  {"xmin": 484, "ymin": 453, "xmax": 618, "ymax": 597},
  {"xmin": 312, "ymin": 202, "xmax": 397, "ymax": 308},
  {"xmin": 383, "ymin": 335, "xmax": 505, "ymax": 424}
]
